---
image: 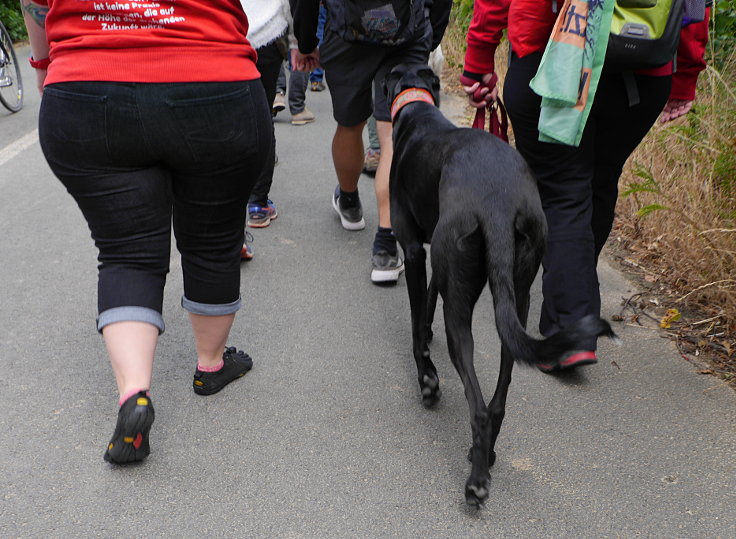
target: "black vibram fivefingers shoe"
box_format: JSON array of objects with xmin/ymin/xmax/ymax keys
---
[
  {"xmin": 104, "ymin": 391, "xmax": 155, "ymax": 465},
  {"xmin": 192, "ymin": 346, "xmax": 253, "ymax": 396}
]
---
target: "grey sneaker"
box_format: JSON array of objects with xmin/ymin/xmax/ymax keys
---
[
  {"xmin": 371, "ymin": 251, "xmax": 404, "ymax": 284},
  {"xmin": 291, "ymin": 108, "xmax": 315, "ymax": 126},
  {"xmin": 332, "ymin": 186, "xmax": 365, "ymax": 230}
]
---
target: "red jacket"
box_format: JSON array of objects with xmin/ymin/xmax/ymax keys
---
[
  {"xmin": 464, "ymin": 0, "xmax": 708, "ymax": 101},
  {"xmin": 39, "ymin": 0, "xmax": 259, "ymax": 85}
]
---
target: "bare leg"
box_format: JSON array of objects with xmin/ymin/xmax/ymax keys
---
[
  {"xmin": 189, "ymin": 312, "xmax": 236, "ymax": 368},
  {"xmin": 375, "ymin": 120, "xmax": 394, "ymax": 228},
  {"xmin": 103, "ymin": 321, "xmax": 158, "ymax": 398},
  {"xmin": 332, "ymin": 122, "xmax": 366, "ymax": 193}
]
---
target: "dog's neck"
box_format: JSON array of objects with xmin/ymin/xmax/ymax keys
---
[{"xmin": 390, "ymin": 88, "xmax": 435, "ymax": 122}]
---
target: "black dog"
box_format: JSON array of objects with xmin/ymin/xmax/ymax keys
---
[{"xmin": 384, "ymin": 64, "xmax": 616, "ymax": 507}]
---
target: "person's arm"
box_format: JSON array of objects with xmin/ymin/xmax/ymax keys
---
[
  {"xmin": 290, "ymin": 0, "xmax": 320, "ymax": 54},
  {"xmin": 20, "ymin": 0, "xmax": 50, "ymax": 94},
  {"xmin": 461, "ymin": 0, "xmax": 511, "ymax": 108},
  {"xmin": 463, "ymin": 0, "xmax": 510, "ymax": 80},
  {"xmin": 426, "ymin": 0, "xmax": 452, "ymax": 51},
  {"xmin": 661, "ymin": 7, "xmax": 710, "ymax": 123},
  {"xmin": 289, "ymin": 0, "xmax": 321, "ymax": 71}
]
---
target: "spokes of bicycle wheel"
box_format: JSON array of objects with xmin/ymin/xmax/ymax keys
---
[{"xmin": 0, "ymin": 22, "xmax": 23, "ymax": 113}]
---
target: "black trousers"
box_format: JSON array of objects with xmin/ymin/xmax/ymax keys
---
[
  {"xmin": 40, "ymin": 80, "xmax": 271, "ymax": 332},
  {"xmin": 503, "ymin": 52, "xmax": 671, "ymax": 349}
]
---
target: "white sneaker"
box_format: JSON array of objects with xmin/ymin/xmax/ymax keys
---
[
  {"xmin": 332, "ymin": 186, "xmax": 365, "ymax": 231},
  {"xmin": 371, "ymin": 251, "xmax": 404, "ymax": 284}
]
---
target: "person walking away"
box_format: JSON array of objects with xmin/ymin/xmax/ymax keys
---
[
  {"xmin": 290, "ymin": 0, "xmax": 452, "ymax": 284},
  {"xmin": 240, "ymin": 0, "xmax": 293, "ymax": 236},
  {"xmin": 275, "ymin": 60, "xmax": 315, "ymax": 125},
  {"xmin": 22, "ymin": 0, "xmax": 272, "ymax": 463},
  {"xmin": 461, "ymin": 0, "xmax": 710, "ymax": 372}
]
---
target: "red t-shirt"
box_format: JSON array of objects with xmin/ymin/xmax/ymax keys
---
[{"xmin": 39, "ymin": 0, "xmax": 260, "ymax": 85}]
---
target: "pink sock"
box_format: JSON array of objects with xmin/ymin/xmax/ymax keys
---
[
  {"xmin": 119, "ymin": 389, "xmax": 150, "ymax": 407},
  {"xmin": 197, "ymin": 359, "xmax": 224, "ymax": 372}
]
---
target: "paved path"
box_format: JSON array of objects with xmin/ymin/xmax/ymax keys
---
[{"xmin": 1, "ymin": 45, "xmax": 734, "ymax": 538}]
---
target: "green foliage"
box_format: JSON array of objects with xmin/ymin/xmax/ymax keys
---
[
  {"xmin": 621, "ymin": 164, "xmax": 662, "ymax": 196},
  {"xmin": 452, "ymin": 0, "xmax": 475, "ymax": 29},
  {"xmin": 449, "ymin": 0, "xmax": 475, "ymax": 45},
  {"xmin": 636, "ymin": 203, "xmax": 669, "ymax": 217},
  {"xmin": 713, "ymin": 1, "xmax": 736, "ymax": 68},
  {"xmin": 0, "ymin": 0, "xmax": 27, "ymax": 42},
  {"xmin": 713, "ymin": 136, "xmax": 736, "ymax": 197}
]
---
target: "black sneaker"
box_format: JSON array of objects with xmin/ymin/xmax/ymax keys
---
[
  {"xmin": 332, "ymin": 185, "xmax": 365, "ymax": 231},
  {"xmin": 371, "ymin": 251, "xmax": 405, "ymax": 284},
  {"xmin": 537, "ymin": 350, "xmax": 597, "ymax": 373},
  {"xmin": 104, "ymin": 391, "xmax": 155, "ymax": 465},
  {"xmin": 193, "ymin": 346, "xmax": 253, "ymax": 396}
]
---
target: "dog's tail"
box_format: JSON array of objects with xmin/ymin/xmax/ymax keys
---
[{"xmin": 481, "ymin": 217, "xmax": 617, "ymax": 368}]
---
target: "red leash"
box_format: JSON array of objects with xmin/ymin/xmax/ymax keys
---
[{"xmin": 459, "ymin": 73, "xmax": 508, "ymax": 142}]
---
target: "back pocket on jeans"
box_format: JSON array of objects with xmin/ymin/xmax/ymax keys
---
[
  {"xmin": 166, "ymin": 84, "xmax": 257, "ymax": 164},
  {"xmin": 40, "ymin": 84, "xmax": 110, "ymax": 166}
]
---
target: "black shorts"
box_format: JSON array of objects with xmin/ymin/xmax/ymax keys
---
[{"xmin": 319, "ymin": 21, "xmax": 431, "ymax": 126}]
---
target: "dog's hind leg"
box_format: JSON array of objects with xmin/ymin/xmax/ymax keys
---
[
  {"xmin": 442, "ymin": 290, "xmax": 491, "ymax": 507},
  {"xmin": 486, "ymin": 230, "xmax": 542, "ymax": 467},
  {"xmin": 436, "ymin": 237, "xmax": 490, "ymax": 506},
  {"xmin": 486, "ymin": 293, "xmax": 529, "ymax": 468},
  {"xmin": 425, "ymin": 274, "xmax": 438, "ymax": 343},
  {"xmin": 403, "ymin": 241, "xmax": 441, "ymax": 407}
]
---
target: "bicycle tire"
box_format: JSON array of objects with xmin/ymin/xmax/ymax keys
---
[{"xmin": 0, "ymin": 22, "xmax": 23, "ymax": 113}]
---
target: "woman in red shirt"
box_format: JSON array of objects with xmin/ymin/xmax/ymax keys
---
[
  {"xmin": 22, "ymin": 0, "xmax": 272, "ymax": 464},
  {"xmin": 463, "ymin": 0, "xmax": 709, "ymax": 372}
]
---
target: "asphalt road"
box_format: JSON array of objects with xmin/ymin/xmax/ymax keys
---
[{"xmin": 1, "ymin": 45, "xmax": 734, "ymax": 538}]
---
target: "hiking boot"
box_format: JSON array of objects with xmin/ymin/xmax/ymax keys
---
[
  {"xmin": 363, "ymin": 148, "xmax": 380, "ymax": 175},
  {"xmin": 193, "ymin": 346, "xmax": 253, "ymax": 396},
  {"xmin": 247, "ymin": 200, "xmax": 278, "ymax": 228},
  {"xmin": 104, "ymin": 391, "xmax": 155, "ymax": 465},
  {"xmin": 272, "ymin": 92, "xmax": 286, "ymax": 116},
  {"xmin": 310, "ymin": 81, "xmax": 326, "ymax": 92},
  {"xmin": 332, "ymin": 185, "xmax": 365, "ymax": 231},
  {"xmin": 291, "ymin": 108, "xmax": 315, "ymax": 126},
  {"xmin": 240, "ymin": 231, "xmax": 254, "ymax": 261},
  {"xmin": 537, "ymin": 350, "xmax": 597, "ymax": 374},
  {"xmin": 371, "ymin": 251, "xmax": 405, "ymax": 284}
]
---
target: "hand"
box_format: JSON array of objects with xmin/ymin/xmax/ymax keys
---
[
  {"xmin": 660, "ymin": 98, "xmax": 693, "ymax": 123},
  {"xmin": 461, "ymin": 73, "xmax": 498, "ymax": 109},
  {"xmin": 291, "ymin": 48, "xmax": 320, "ymax": 72}
]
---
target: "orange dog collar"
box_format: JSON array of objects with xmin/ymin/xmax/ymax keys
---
[{"xmin": 390, "ymin": 88, "xmax": 435, "ymax": 122}]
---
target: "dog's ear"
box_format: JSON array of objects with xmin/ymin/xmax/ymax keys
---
[
  {"xmin": 418, "ymin": 67, "xmax": 441, "ymax": 107},
  {"xmin": 382, "ymin": 69, "xmax": 404, "ymax": 100}
]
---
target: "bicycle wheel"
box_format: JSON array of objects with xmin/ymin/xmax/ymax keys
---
[{"xmin": 0, "ymin": 22, "xmax": 23, "ymax": 113}]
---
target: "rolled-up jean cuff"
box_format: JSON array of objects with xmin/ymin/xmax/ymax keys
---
[
  {"xmin": 181, "ymin": 295, "xmax": 241, "ymax": 316},
  {"xmin": 97, "ymin": 306, "xmax": 165, "ymax": 334}
]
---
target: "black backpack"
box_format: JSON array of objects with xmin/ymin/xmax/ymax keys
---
[{"xmin": 326, "ymin": 0, "xmax": 426, "ymax": 46}]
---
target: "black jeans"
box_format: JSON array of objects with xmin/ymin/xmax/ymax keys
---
[
  {"xmin": 504, "ymin": 52, "xmax": 671, "ymax": 349},
  {"xmin": 39, "ymin": 80, "xmax": 272, "ymax": 332}
]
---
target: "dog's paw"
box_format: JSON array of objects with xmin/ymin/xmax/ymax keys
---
[
  {"xmin": 420, "ymin": 373, "xmax": 441, "ymax": 408},
  {"xmin": 465, "ymin": 476, "xmax": 491, "ymax": 508},
  {"xmin": 467, "ymin": 447, "xmax": 497, "ymax": 468}
]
